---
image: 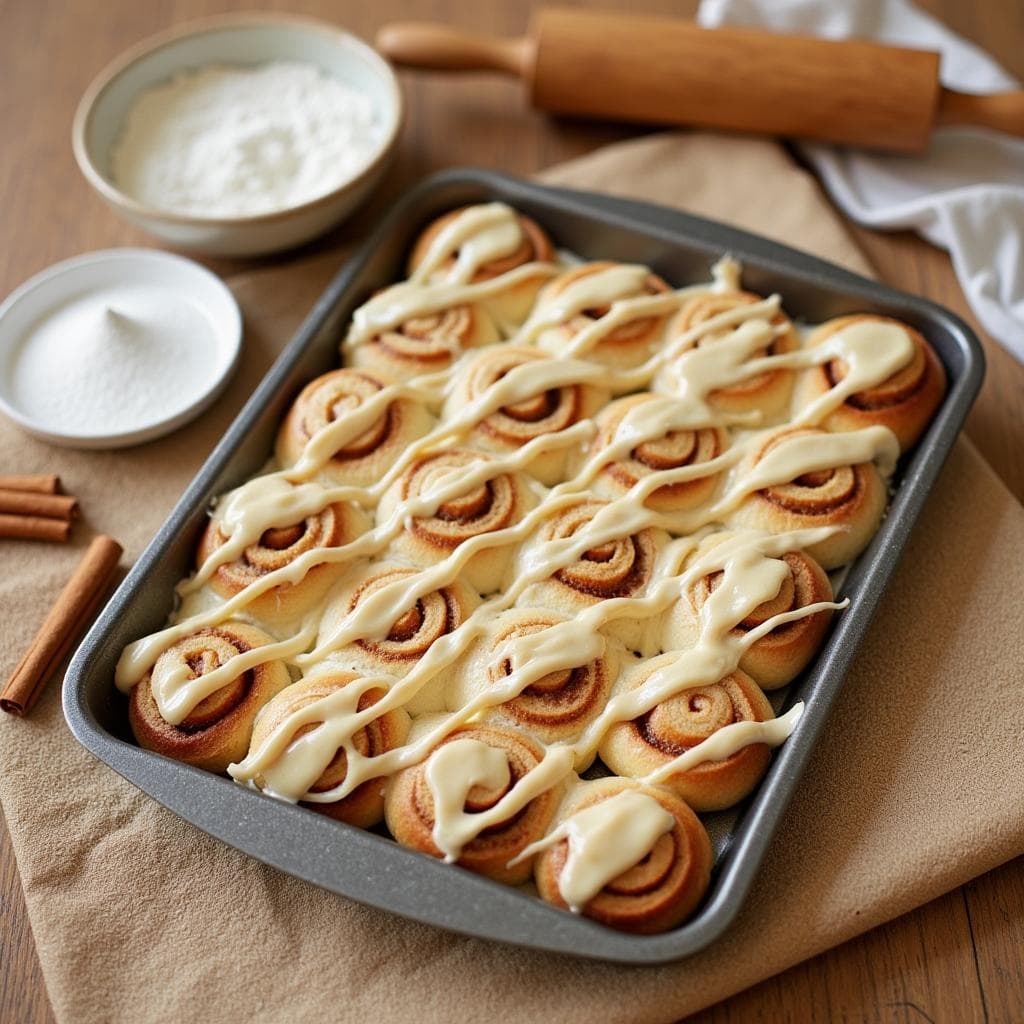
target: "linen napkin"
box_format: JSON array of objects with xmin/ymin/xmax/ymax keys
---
[
  {"xmin": 1, "ymin": 132, "xmax": 1022, "ymax": 1024},
  {"xmin": 698, "ymin": 0, "xmax": 1024, "ymax": 365}
]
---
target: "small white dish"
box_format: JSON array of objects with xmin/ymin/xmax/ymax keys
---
[
  {"xmin": 0, "ymin": 249, "xmax": 242, "ymax": 449},
  {"xmin": 72, "ymin": 14, "xmax": 403, "ymax": 257}
]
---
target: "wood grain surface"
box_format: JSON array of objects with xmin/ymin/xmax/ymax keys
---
[{"xmin": 1, "ymin": 1, "xmax": 1022, "ymax": 1022}]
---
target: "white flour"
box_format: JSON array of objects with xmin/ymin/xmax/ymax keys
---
[
  {"xmin": 110, "ymin": 61, "xmax": 381, "ymax": 217},
  {"xmin": 11, "ymin": 285, "xmax": 220, "ymax": 435}
]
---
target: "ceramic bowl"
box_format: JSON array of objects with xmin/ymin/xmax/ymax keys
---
[{"xmin": 72, "ymin": 14, "xmax": 403, "ymax": 258}]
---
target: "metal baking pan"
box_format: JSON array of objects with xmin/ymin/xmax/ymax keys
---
[{"xmin": 63, "ymin": 168, "xmax": 984, "ymax": 964}]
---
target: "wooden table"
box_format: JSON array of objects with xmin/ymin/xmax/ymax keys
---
[{"xmin": 2, "ymin": 2, "xmax": 1022, "ymax": 1021}]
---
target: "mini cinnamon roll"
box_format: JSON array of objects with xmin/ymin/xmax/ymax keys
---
[
  {"xmin": 794, "ymin": 314, "xmax": 946, "ymax": 452},
  {"xmin": 351, "ymin": 302, "xmax": 500, "ymax": 381},
  {"xmin": 446, "ymin": 608, "xmax": 620, "ymax": 754},
  {"xmin": 129, "ymin": 622, "xmax": 291, "ymax": 774},
  {"xmin": 516, "ymin": 499, "xmax": 668, "ymax": 653},
  {"xmin": 726, "ymin": 427, "xmax": 888, "ymax": 569},
  {"xmin": 588, "ymin": 393, "xmax": 729, "ymax": 512},
  {"xmin": 659, "ymin": 290, "xmax": 798, "ymax": 419},
  {"xmin": 315, "ymin": 562, "xmax": 480, "ymax": 715},
  {"xmin": 276, "ymin": 368, "xmax": 434, "ymax": 486},
  {"xmin": 196, "ymin": 499, "xmax": 371, "ymax": 629},
  {"xmin": 407, "ymin": 205, "xmax": 556, "ymax": 327},
  {"xmin": 385, "ymin": 722, "xmax": 564, "ymax": 884},
  {"xmin": 246, "ymin": 669, "xmax": 411, "ymax": 828},
  {"xmin": 662, "ymin": 534, "xmax": 834, "ymax": 689},
  {"xmin": 533, "ymin": 262, "xmax": 674, "ymax": 380},
  {"xmin": 444, "ymin": 347, "xmax": 608, "ymax": 485},
  {"xmin": 599, "ymin": 656, "xmax": 774, "ymax": 812},
  {"xmin": 533, "ymin": 777, "xmax": 712, "ymax": 933},
  {"xmin": 377, "ymin": 448, "xmax": 537, "ymax": 595}
]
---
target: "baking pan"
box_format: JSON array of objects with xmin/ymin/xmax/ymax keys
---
[{"xmin": 63, "ymin": 168, "xmax": 984, "ymax": 964}]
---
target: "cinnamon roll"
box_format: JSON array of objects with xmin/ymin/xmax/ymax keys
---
[
  {"xmin": 384, "ymin": 722, "xmax": 564, "ymax": 884},
  {"xmin": 662, "ymin": 534, "xmax": 834, "ymax": 689},
  {"xmin": 533, "ymin": 262, "xmax": 674, "ymax": 379},
  {"xmin": 726, "ymin": 427, "xmax": 888, "ymax": 569},
  {"xmin": 246, "ymin": 669, "xmax": 411, "ymax": 828},
  {"xmin": 659, "ymin": 290, "xmax": 798, "ymax": 419},
  {"xmin": 795, "ymin": 314, "xmax": 946, "ymax": 451},
  {"xmin": 446, "ymin": 608, "xmax": 620, "ymax": 754},
  {"xmin": 276, "ymin": 368, "xmax": 434, "ymax": 486},
  {"xmin": 407, "ymin": 205, "xmax": 556, "ymax": 327},
  {"xmin": 351, "ymin": 302, "xmax": 500, "ymax": 381},
  {"xmin": 444, "ymin": 347, "xmax": 609, "ymax": 485},
  {"xmin": 128, "ymin": 622, "xmax": 291, "ymax": 774},
  {"xmin": 599, "ymin": 657, "xmax": 775, "ymax": 812},
  {"xmin": 588, "ymin": 393, "xmax": 728, "ymax": 512},
  {"xmin": 316, "ymin": 562, "xmax": 480, "ymax": 715},
  {"xmin": 516, "ymin": 499, "xmax": 668, "ymax": 653},
  {"xmin": 533, "ymin": 777, "xmax": 712, "ymax": 933},
  {"xmin": 196, "ymin": 499, "xmax": 371, "ymax": 629},
  {"xmin": 377, "ymin": 448, "xmax": 537, "ymax": 595}
]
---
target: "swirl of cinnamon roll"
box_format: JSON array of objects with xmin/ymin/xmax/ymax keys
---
[
  {"xmin": 447, "ymin": 609, "xmax": 620, "ymax": 753},
  {"xmin": 407, "ymin": 205, "xmax": 556, "ymax": 327},
  {"xmin": 384, "ymin": 722, "xmax": 564, "ymax": 884},
  {"xmin": 197, "ymin": 499, "xmax": 372, "ymax": 628},
  {"xmin": 351, "ymin": 302, "xmax": 501, "ymax": 381},
  {"xmin": 517, "ymin": 499, "xmax": 668, "ymax": 653},
  {"xmin": 444, "ymin": 347, "xmax": 609, "ymax": 485},
  {"xmin": 795, "ymin": 314, "xmax": 946, "ymax": 451},
  {"xmin": 534, "ymin": 262, "xmax": 674, "ymax": 379},
  {"xmin": 659, "ymin": 290, "xmax": 798, "ymax": 419},
  {"xmin": 316, "ymin": 563, "xmax": 480, "ymax": 715},
  {"xmin": 661, "ymin": 534, "xmax": 834, "ymax": 690},
  {"xmin": 726, "ymin": 427, "xmax": 888, "ymax": 569},
  {"xmin": 589, "ymin": 393, "xmax": 728, "ymax": 512},
  {"xmin": 246, "ymin": 669, "xmax": 411, "ymax": 828},
  {"xmin": 377, "ymin": 448, "xmax": 537, "ymax": 595},
  {"xmin": 128, "ymin": 622, "xmax": 291, "ymax": 774},
  {"xmin": 599, "ymin": 656, "xmax": 775, "ymax": 812},
  {"xmin": 276, "ymin": 368, "xmax": 435, "ymax": 486},
  {"xmin": 533, "ymin": 777, "xmax": 713, "ymax": 934}
]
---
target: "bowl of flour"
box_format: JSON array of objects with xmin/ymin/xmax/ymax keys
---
[{"xmin": 73, "ymin": 14, "xmax": 403, "ymax": 257}]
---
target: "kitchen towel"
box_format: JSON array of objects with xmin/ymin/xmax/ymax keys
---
[
  {"xmin": 1, "ymin": 132, "xmax": 1022, "ymax": 1024},
  {"xmin": 699, "ymin": 0, "xmax": 1024, "ymax": 365}
]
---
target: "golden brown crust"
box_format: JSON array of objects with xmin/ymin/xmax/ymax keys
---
[
  {"xmin": 662, "ymin": 541, "xmax": 834, "ymax": 689},
  {"xmin": 796, "ymin": 314, "xmax": 946, "ymax": 451},
  {"xmin": 129, "ymin": 622, "xmax": 291, "ymax": 774},
  {"xmin": 384, "ymin": 723, "xmax": 562, "ymax": 884},
  {"xmin": 196, "ymin": 499, "xmax": 371, "ymax": 627},
  {"xmin": 590, "ymin": 393, "xmax": 728, "ymax": 512},
  {"xmin": 275, "ymin": 368, "xmax": 434, "ymax": 484},
  {"xmin": 727, "ymin": 427, "xmax": 888, "ymax": 569},
  {"xmin": 599, "ymin": 661, "xmax": 774, "ymax": 812},
  {"xmin": 249, "ymin": 669, "xmax": 411, "ymax": 828},
  {"xmin": 533, "ymin": 778, "xmax": 712, "ymax": 933}
]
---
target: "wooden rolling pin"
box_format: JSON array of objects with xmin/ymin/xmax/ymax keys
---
[{"xmin": 377, "ymin": 9, "xmax": 1024, "ymax": 152}]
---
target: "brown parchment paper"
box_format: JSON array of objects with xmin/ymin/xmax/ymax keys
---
[{"xmin": 1, "ymin": 133, "xmax": 1022, "ymax": 1024}]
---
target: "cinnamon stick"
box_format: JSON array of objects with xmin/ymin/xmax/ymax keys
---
[
  {"xmin": 0, "ymin": 534, "xmax": 123, "ymax": 716},
  {"xmin": 0, "ymin": 488, "xmax": 78, "ymax": 520},
  {"xmin": 0, "ymin": 513, "xmax": 72, "ymax": 542},
  {"xmin": 0, "ymin": 474, "xmax": 61, "ymax": 495}
]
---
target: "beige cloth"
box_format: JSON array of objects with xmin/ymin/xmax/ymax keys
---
[{"xmin": 1, "ymin": 134, "xmax": 1022, "ymax": 1024}]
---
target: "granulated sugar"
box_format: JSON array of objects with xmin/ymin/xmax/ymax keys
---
[
  {"xmin": 110, "ymin": 61, "xmax": 382, "ymax": 217},
  {"xmin": 10, "ymin": 284, "xmax": 220, "ymax": 435}
]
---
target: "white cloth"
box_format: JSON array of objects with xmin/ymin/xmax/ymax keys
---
[{"xmin": 698, "ymin": 0, "xmax": 1024, "ymax": 364}]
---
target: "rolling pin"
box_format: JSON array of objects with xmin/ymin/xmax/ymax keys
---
[{"xmin": 377, "ymin": 9, "xmax": 1024, "ymax": 152}]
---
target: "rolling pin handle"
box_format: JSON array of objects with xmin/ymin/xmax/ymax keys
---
[
  {"xmin": 937, "ymin": 88, "xmax": 1024, "ymax": 138},
  {"xmin": 376, "ymin": 23, "xmax": 532, "ymax": 78}
]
